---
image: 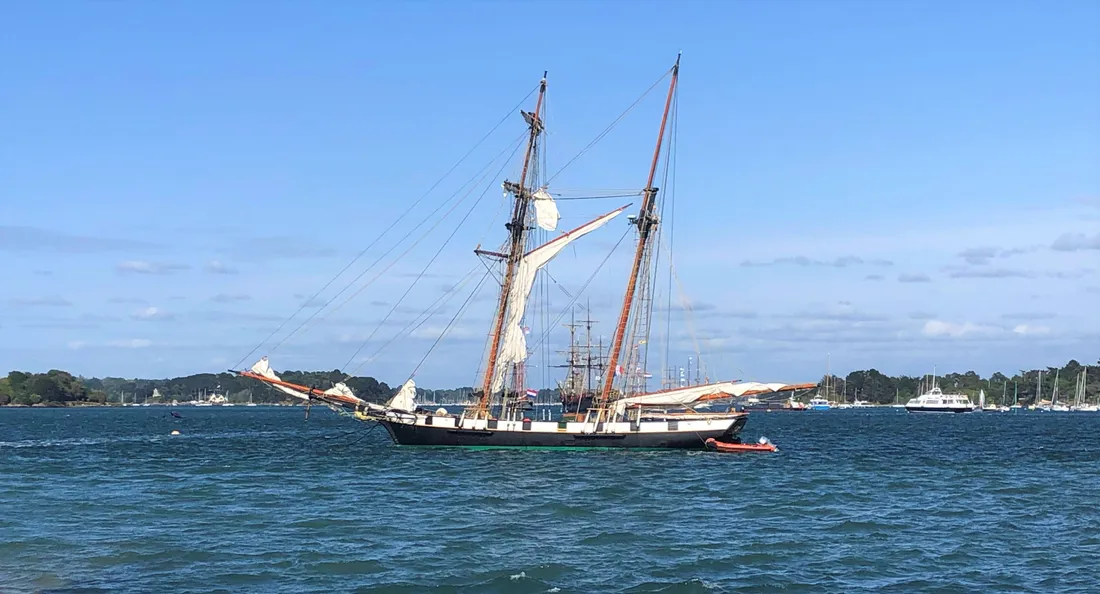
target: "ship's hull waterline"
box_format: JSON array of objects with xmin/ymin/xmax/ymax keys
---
[
  {"xmin": 904, "ymin": 406, "xmax": 976, "ymax": 414},
  {"xmin": 379, "ymin": 414, "xmax": 748, "ymax": 449}
]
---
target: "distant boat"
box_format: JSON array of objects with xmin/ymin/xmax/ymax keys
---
[
  {"xmin": 1070, "ymin": 369, "xmax": 1096, "ymax": 412},
  {"xmin": 809, "ymin": 355, "xmax": 834, "ymax": 410},
  {"xmin": 808, "ymin": 396, "xmax": 831, "ymax": 410},
  {"xmin": 737, "ymin": 394, "xmax": 809, "ymax": 412},
  {"xmin": 905, "ymin": 370, "xmax": 977, "ymax": 414},
  {"xmin": 1042, "ymin": 370, "xmax": 1069, "ymax": 411}
]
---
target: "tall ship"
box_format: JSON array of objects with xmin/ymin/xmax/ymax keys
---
[
  {"xmin": 554, "ymin": 307, "xmax": 604, "ymax": 415},
  {"xmin": 234, "ymin": 57, "xmax": 804, "ymax": 448}
]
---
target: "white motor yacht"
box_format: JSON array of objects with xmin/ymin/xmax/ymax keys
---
[{"xmin": 905, "ymin": 386, "xmax": 976, "ymax": 413}]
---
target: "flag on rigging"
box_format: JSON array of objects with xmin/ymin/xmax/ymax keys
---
[{"xmin": 525, "ymin": 388, "xmax": 538, "ymax": 399}]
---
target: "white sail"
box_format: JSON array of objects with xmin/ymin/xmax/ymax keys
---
[
  {"xmin": 532, "ymin": 188, "xmax": 559, "ymax": 231},
  {"xmin": 612, "ymin": 381, "xmax": 793, "ymax": 415},
  {"xmin": 324, "ymin": 383, "xmax": 356, "ymax": 399},
  {"xmin": 250, "ymin": 357, "xmax": 313, "ymax": 402},
  {"xmin": 491, "ymin": 206, "xmax": 628, "ymax": 393},
  {"xmin": 387, "ymin": 378, "xmax": 417, "ymax": 412},
  {"xmin": 250, "ymin": 356, "xmax": 367, "ymax": 406}
]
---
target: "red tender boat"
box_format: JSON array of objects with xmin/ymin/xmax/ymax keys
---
[{"xmin": 705, "ymin": 437, "xmax": 778, "ymax": 453}]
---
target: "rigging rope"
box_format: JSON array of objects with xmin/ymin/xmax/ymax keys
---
[
  {"xmin": 347, "ymin": 263, "xmax": 484, "ymax": 378},
  {"xmin": 411, "ymin": 267, "xmax": 495, "ymax": 377},
  {"xmin": 337, "ymin": 137, "xmax": 526, "ymax": 372},
  {"xmin": 269, "ymin": 133, "xmax": 527, "ymax": 351},
  {"xmin": 661, "ymin": 88, "xmax": 679, "ymax": 386},
  {"xmin": 545, "ymin": 67, "xmax": 673, "ymax": 185},
  {"xmin": 554, "ymin": 193, "xmax": 643, "ymax": 201},
  {"xmin": 232, "ymin": 85, "xmax": 539, "ymax": 370},
  {"xmin": 527, "ymin": 226, "xmax": 631, "ymax": 355}
]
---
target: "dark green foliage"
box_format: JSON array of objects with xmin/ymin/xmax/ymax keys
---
[
  {"xmin": 1, "ymin": 368, "xmax": 392, "ymax": 405},
  {"xmin": 0, "ymin": 369, "xmax": 106, "ymax": 406}
]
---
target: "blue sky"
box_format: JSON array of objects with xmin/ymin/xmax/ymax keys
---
[{"xmin": 2, "ymin": 0, "xmax": 1097, "ymax": 387}]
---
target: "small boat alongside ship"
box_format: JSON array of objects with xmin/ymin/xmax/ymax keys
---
[{"xmin": 705, "ymin": 437, "xmax": 777, "ymax": 453}]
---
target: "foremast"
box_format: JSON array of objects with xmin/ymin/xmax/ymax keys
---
[
  {"xmin": 599, "ymin": 54, "xmax": 680, "ymax": 405},
  {"xmin": 478, "ymin": 73, "xmax": 548, "ymax": 411}
]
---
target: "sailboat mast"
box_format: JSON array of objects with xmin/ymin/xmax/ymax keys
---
[
  {"xmin": 599, "ymin": 55, "xmax": 680, "ymax": 403},
  {"xmin": 479, "ymin": 73, "xmax": 548, "ymax": 408}
]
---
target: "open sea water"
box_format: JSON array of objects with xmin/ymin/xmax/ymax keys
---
[{"xmin": 2, "ymin": 407, "xmax": 1099, "ymax": 593}]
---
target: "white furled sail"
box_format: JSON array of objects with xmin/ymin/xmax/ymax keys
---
[
  {"xmin": 612, "ymin": 381, "xmax": 793, "ymax": 415},
  {"xmin": 387, "ymin": 379, "xmax": 417, "ymax": 412},
  {"xmin": 250, "ymin": 357, "xmax": 315, "ymax": 402},
  {"xmin": 532, "ymin": 188, "xmax": 560, "ymax": 231},
  {"xmin": 249, "ymin": 356, "xmax": 369, "ymax": 408},
  {"xmin": 491, "ymin": 206, "xmax": 628, "ymax": 393},
  {"xmin": 325, "ymin": 383, "xmax": 356, "ymax": 399}
]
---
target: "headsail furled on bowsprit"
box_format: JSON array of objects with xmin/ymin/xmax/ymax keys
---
[{"xmin": 233, "ymin": 57, "xmax": 807, "ymax": 449}]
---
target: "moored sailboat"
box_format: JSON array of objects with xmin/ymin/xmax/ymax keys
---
[{"xmin": 234, "ymin": 57, "xmax": 801, "ymax": 449}]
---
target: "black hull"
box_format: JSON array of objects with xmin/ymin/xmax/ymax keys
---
[
  {"xmin": 380, "ymin": 416, "xmax": 747, "ymax": 449},
  {"xmin": 560, "ymin": 394, "xmax": 595, "ymax": 414}
]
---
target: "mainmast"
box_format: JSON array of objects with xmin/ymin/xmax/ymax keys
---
[
  {"xmin": 479, "ymin": 73, "xmax": 548, "ymax": 409},
  {"xmin": 599, "ymin": 55, "xmax": 680, "ymax": 403}
]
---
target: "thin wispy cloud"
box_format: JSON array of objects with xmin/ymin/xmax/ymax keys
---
[
  {"xmin": 1046, "ymin": 269, "xmax": 1092, "ymax": 280},
  {"xmin": 921, "ymin": 320, "xmax": 998, "ymax": 338},
  {"xmin": 131, "ymin": 307, "xmax": 173, "ymax": 321},
  {"xmin": 219, "ymin": 237, "xmax": 337, "ymax": 261},
  {"xmin": 210, "ymin": 293, "xmax": 252, "ymax": 303},
  {"xmin": 1001, "ymin": 312, "xmax": 1056, "ymax": 321},
  {"xmin": 108, "ymin": 297, "xmax": 146, "ymax": 304},
  {"xmin": 1012, "ymin": 324, "xmax": 1051, "ymax": 336},
  {"xmin": 105, "ymin": 338, "xmax": 153, "ymax": 349},
  {"xmin": 740, "ymin": 255, "xmax": 893, "ymax": 268},
  {"xmin": 956, "ymin": 245, "xmax": 1036, "ymax": 265},
  {"xmin": 0, "ymin": 226, "xmax": 157, "ymax": 253},
  {"xmin": 1051, "ymin": 232, "xmax": 1100, "ymax": 252},
  {"xmin": 205, "ymin": 260, "xmax": 238, "ymax": 275},
  {"xmin": 897, "ymin": 273, "xmax": 931, "ymax": 283},
  {"xmin": 7, "ymin": 296, "xmax": 73, "ymax": 307},
  {"xmin": 116, "ymin": 260, "xmax": 190, "ymax": 275},
  {"xmin": 948, "ymin": 268, "xmax": 1033, "ymax": 279}
]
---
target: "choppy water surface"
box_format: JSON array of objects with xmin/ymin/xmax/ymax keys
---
[{"xmin": 2, "ymin": 407, "xmax": 1099, "ymax": 593}]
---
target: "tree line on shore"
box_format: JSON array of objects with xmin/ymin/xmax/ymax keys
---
[
  {"xmin": 1, "ymin": 358, "xmax": 1095, "ymax": 407},
  {"xmin": 820, "ymin": 358, "xmax": 1099, "ymax": 406}
]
